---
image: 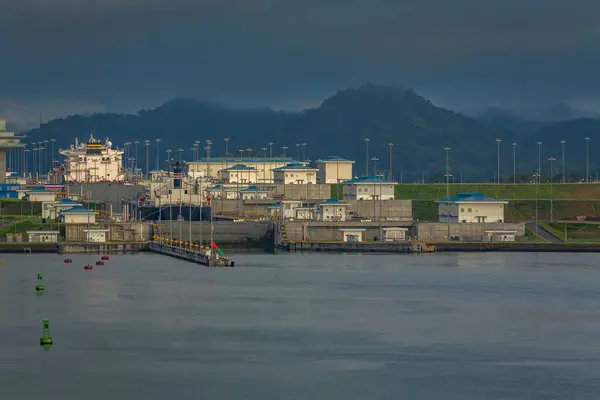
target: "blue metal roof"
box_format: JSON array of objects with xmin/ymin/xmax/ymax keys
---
[
  {"xmin": 344, "ymin": 175, "xmax": 393, "ymax": 184},
  {"xmin": 58, "ymin": 198, "xmax": 78, "ymax": 204},
  {"xmin": 240, "ymin": 185, "xmax": 267, "ymax": 192},
  {"xmin": 28, "ymin": 187, "xmax": 52, "ymax": 192},
  {"xmin": 223, "ymin": 164, "xmax": 256, "ymax": 171},
  {"xmin": 318, "ymin": 156, "xmax": 352, "ymax": 162},
  {"xmin": 320, "ymin": 198, "xmax": 346, "ymax": 205},
  {"xmin": 61, "ymin": 205, "xmax": 96, "ymax": 214},
  {"xmin": 273, "ymin": 163, "xmax": 314, "ymax": 171},
  {"xmin": 437, "ymin": 192, "xmax": 503, "ymax": 202}
]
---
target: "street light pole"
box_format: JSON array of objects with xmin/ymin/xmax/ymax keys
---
[
  {"xmin": 444, "ymin": 146, "xmax": 451, "ymax": 199},
  {"xmin": 371, "ymin": 157, "xmax": 378, "ymax": 222},
  {"xmin": 388, "ymin": 143, "xmax": 393, "ymax": 181},
  {"xmin": 155, "ymin": 138, "xmax": 161, "ymax": 171},
  {"xmin": 365, "ymin": 138, "xmax": 370, "ymax": 175},
  {"xmin": 281, "ymin": 146, "xmax": 288, "ymax": 158},
  {"xmin": 534, "ymin": 173, "xmax": 540, "ymax": 237},
  {"xmin": 496, "ymin": 138, "xmax": 501, "ymax": 184},
  {"xmin": 548, "ymin": 157, "xmax": 556, "ymax": 221},
  {"xmin": 224, "ymin": 138, "xmax": 229, "ymax": 157},
  {"xmin": 560, "ymin": 140, "xmax": 566, "ymax": 183},
  {"xmin": 585, "ymin": 137, "xmax": 590, "ymax": 182},
  {"xmin": 512, "ymin": 142, "xmax": 517, "ymax": 184},
  {"xmin": 537, "ymin": 141, "xmax": 542, "ymax": 183}
]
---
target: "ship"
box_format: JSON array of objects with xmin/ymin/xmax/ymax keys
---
[{"xmin": 59, "ymin": 134, "xmax": 125, "ymax": 183}]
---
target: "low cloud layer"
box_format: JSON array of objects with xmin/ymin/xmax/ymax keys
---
[{"xmin": 2, "ymin": 0, "xmax": 600, "ymax": 126}]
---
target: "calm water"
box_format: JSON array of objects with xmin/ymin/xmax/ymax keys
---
[{"xmin": 1, "ymin": 252, "xmax": 600, "ymax": 399}]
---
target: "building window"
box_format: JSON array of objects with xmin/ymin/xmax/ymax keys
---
[
  {"xmin": 468, "ymin": 208, "xmax": 472, "ymax": 212},
  {"xmin": 460, "ymin": 208, "xmax": 464, "ymax": 212}
]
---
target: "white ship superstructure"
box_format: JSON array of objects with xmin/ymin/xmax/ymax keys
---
[{"xmin": 60, "ymin": 135, "xmax": 125, "ymax": 182}]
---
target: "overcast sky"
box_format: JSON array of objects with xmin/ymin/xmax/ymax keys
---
[{"xmin": 2, "ymin": 0, "xmax": 600, "ymax": 127}]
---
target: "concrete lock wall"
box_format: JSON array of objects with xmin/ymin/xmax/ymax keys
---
[
  {"xmin": 347, "ymin": 200, "xmax": 412, "ymax": 220},
  {"xmin": 284, "ymin": 221, "xmax": 415, "ymax": 242},
  {"xmin": 269, "ymin": 184, "xmax": 331, "ymax": 200},
  {"xmin": 66, "ymin": 222, "xmax": 153, "ymax": 241},
  {"xmin": 157, "ymin": 221, "xmax": 270, "ymax": 244},
  {"xmin": 416, "ymin": 222, "xmax": 526, "ymax": 241}
]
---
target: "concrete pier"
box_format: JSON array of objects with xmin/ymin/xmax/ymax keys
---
[
  {"xmin": 148, "ymin": 242, "xmax": 234, "ymax": 267},
  {"xmin": 281, "ymin": 241, "xmax": 430, "ymax": 253}
]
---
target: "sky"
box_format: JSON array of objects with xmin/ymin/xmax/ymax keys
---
[{"xmin": 2, "ymin": 0, "xmax": 600, "ymax": 128}]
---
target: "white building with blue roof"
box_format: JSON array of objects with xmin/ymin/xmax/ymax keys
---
[
  {"xmin": 219, "ymin": 164, "xmax": 259, "ymax": 184},
  {"xmin": 435, "ymin": 192, "xmax": 508, "ymax": 223},
  {"xmin": 342, "ymin": 176, "xmax": 397, "ymax": 201},
  {"xmin": 316, "ymin": 156, "xmax": 354, "ymax": 184},
  {"xmin": 60, "ymin": 205, "xmax": 97, "ymax": 224},
  {"xmin": 273, "ymin": 163, "xmax": 318, "ymax": 185},
  {"xmin": 239, "ymin": 186, "xmax": 269, "ymax": 200},
  {"xmin": 318, "ymin": 198, "xmax": 348, "ymax": 221}
]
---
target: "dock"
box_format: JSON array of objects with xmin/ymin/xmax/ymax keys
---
[
  {"xmin": 148, "ymin": 242, "xmax": 234, "ymax": 267},
  {"xmin": 279, "ymin": 240, "xmax": 435, "ymax": 253}
]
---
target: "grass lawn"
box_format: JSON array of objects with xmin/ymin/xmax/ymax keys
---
[{"xmin": 545, "ymin": 222, "xmax": 600, "ymax": 242}]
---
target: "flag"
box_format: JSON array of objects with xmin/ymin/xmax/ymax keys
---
[{"xmin": 211, "ymin": 241, "xmax": 225, "ymax": 256}]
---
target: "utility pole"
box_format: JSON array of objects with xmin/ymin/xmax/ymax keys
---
[
  {"xmin": 444, "ymin": 146, "xmax": 451, "ymax": 242},
  {"xmin": 224, "ymin": 138, "xmax": 229, "ymax": 157},
  {"xmin": 134, "ymin": 141, "xmax": 139, "ymax": 175},
  {"xmin": 281, "ymin": 145, "xmax": 288, "ymax": 158},
  {"xmin": 371, "ymin": 157, "xmax": 378, "ymax": 222},
  {"xmin": 534, "ymin": 173, "xmax": 540, "ymax": 237}
]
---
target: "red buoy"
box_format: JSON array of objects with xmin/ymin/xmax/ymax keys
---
[
  {"xmin": 64, "ymin": 258, "xmax": 72, "ymax": 264},
  {"xmin": 101, "ymin": 256, "xmax": 109, "ymax": 260},
  {"xmin": 84, "ymin": 265, "xmax": 93, "ymax": 270},
  {"xmin": 96, "ymin": 261, "xmax": 104, "ymax": 266}
]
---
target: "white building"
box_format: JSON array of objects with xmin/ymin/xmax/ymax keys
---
[
  {"xmin": 382, "ymin": 227, "xmax": 408, "ymax": 241},
  {"xmin": 342, "ymin": 176, "xmax": 397, "ymax": 201},
  {"xmin": 84, "ymin": 228, "xmax": 109, "ymax": 242},
  {"xmin": 340, "ymin": 228, "xmax": 365, "ymax": 243},
  {"xmin": 27, "ymin": 230, "xmax": 60, "ymax": 243},
  {"xmin": 59, "ymin": 134, "xmax": 125, "ymax": 182},
  {"xmin": 187, "ymin": 157, "xmax": 300, "ymax": 183},
  {"xmin": 43, "ymin": 198, "xmax": 81, "ymax": 219},
  {"xmin": 317, "ymin": 198, "xmax": 348, "ymax": 222},
  {"xmin": 60, "ymin": 205, "xmax": 97, "ymax": 224},
  {"xmin": 316, "ymin": 156, "xmax": 354, "ymax": 184},
  {"xmin": 220, "ymin": 164, "xmax": 258, "ymax": 184},
  {"xmin": 239, "ymin": 186, "xmax": 270, "ymax": 200},
  {"xmin": 273, "ymin": 163, "xmax": 318, "ymax": 185},
  {"xmin": 435, "ymin": 192, "xmax": 508, "ymax": 223},
  {"xmin": 207, "ymin": 184, "xmax": 240, "ymax": 200},
  {"xmin": 25, "ymin": 187, "xmax": 57, "ymax": 202}
]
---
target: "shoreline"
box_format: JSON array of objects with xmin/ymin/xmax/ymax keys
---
[{"xmin": 2, "ymin": 241, "xmax": 600, "ymax": 254}]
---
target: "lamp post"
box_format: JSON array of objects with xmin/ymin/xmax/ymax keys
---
[
  {"xmin": 268, "ymin": 142, "xmax": 273, "ymax": 159},
  {"xmin": 134, "ymin": 141, "xmax": 139, "ymax": 174},
  {"xmin": 534, "ymin": 173, "xmax": 540, "ymax": 237},
  {"xmin": 50, "ymin": 138, "xmax": 56, "ymax": 171},
  {"xmin": 537, "ymin": 141, "xmax": 542, "ymax": 183},
  {"xmin": 388, "ymin": 143, "xmax": 394, "ymax": 181},
  {"xmin": 155, "ymin": 138, "xmax": 161, "ymax": 171},
  {"xmin": 144, "ymin": 140, "xmax": 150, "ymax": 178},
  {"xmin": 177, "ymin": 148, "xmax": 184, "ymax": 163},
  {"xmin": 295, "ymin": 143, "xmax": 300, "ymax": 161},
  {"xmin": 224, "ymin": 137, "xmax": 229, "ymax": 157},
  {"xmin": 444, "ymin": 146, "xmax": 451, "ymax": 199},
  {"xmin": 585, "ymin": 137, "xmax": 590, "ymax": 182},
  {"xmin": 549, "ymin": 157, "xmax": 556, "ymax": 221},
  {"xmin": 371, "ymin": 157, "xmax": 378, "ymax": 221},
  {"xmin": 302, "ymin": 142, "xmax": 307, "ymax": 161},
  {"xmin": 560, "ymin": 140, "xmax": 566, "ymax": 183},
  {"xmin": 512, "ymin": 142, "xmax": 517, "ymax": 183},
  {"xmin": 281, "ymin": 145, "xmax": 288, "ymax": 158},
  {"xmin": 496, "ymin": 138, "xmax": 501, "ymax": 184},
  {"xmin": 365, "ymin": 138, "xmax": 370, "ymax": 175}
]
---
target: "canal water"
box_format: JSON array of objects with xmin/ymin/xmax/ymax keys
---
[{"xmin": 1, "ymin": 252, "xmax": 599, "ymax": 399}]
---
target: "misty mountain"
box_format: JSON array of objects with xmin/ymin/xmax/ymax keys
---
[{"xmin": 25, "ymin": 84, "xmax": 600, "ymax": 181}]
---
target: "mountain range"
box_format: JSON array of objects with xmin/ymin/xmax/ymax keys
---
[{"xmin": 22, "ymin": 84, "xmax": 600, "ymax": 182}]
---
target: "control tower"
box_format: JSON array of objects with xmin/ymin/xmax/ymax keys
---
[{"xmin": 0, "ymin": 118, "xmax": 25, "ymax": 183}]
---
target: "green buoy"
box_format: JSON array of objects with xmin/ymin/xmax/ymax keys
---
[
  {"xmin": 40, "ymin": 320, "xmax": 53, "ymax": 345},
  {"xmin": 36, "ymin": 273, "xmax": 44, "ymax": 292}
]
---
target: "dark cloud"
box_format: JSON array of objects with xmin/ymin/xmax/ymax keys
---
[{"xmin": 2, "ymin": 0, "xmax": 600, "ymax": 126}]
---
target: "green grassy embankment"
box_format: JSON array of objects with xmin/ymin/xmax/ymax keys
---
[{"xmin": 332, "ymin": 183, "xmax": 600, "ymax": 222}]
